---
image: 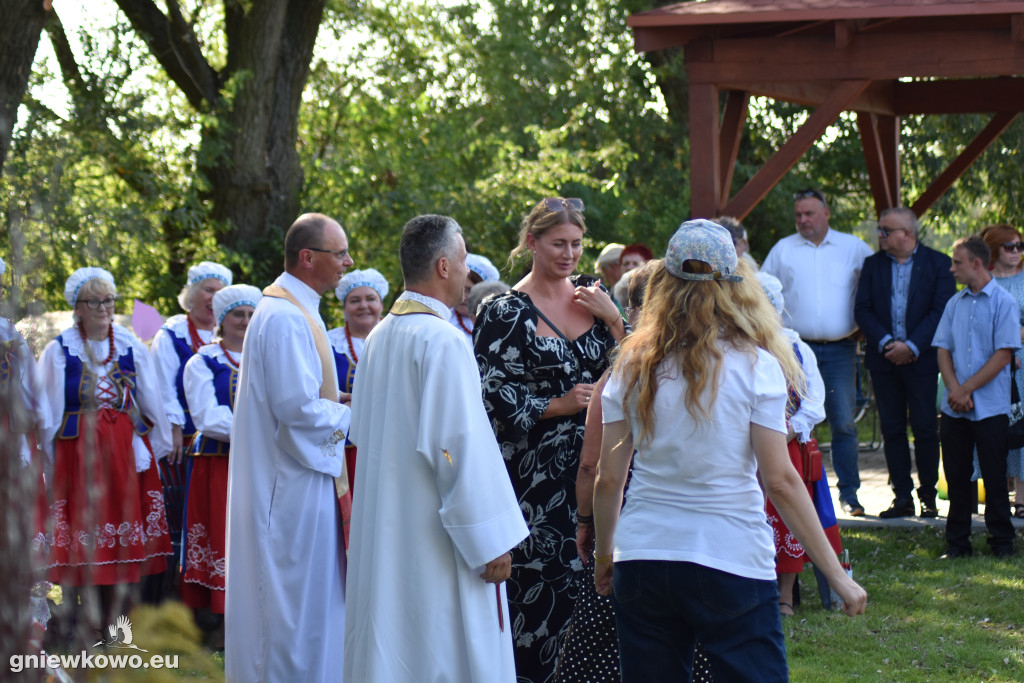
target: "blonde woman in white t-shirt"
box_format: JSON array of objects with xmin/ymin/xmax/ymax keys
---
[{"xmin": 592, "ymin": 219, "xmax": 866, "ymax": 682}]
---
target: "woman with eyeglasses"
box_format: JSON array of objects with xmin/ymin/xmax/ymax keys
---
[
  {"xmin": 38, "ymin": 267, "xmax": 173, "ymax": 628},
  {"xmin": 180, "ymin": 285, "xmax": 261, "ymax": 642},
  {"xmin": 981, "ymin": 224, "xmax": 1024, "ymax": 518},
  {"xmin": 327, "ymin": 268, "xmax": 389, "ymax": 497},
  {"xmin": 474, "ymin": 198, "xmax": 627, "ymax": 682}
]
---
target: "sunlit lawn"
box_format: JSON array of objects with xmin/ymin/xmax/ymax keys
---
[
  {"xmin": 36, "ymin": 527, "xmax": 1022, "ymax": 681},
  {"xmin": 787, "ymin": 527, "xmax": 1024, "ymax": 682}
]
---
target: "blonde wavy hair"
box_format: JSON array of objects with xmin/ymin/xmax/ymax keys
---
[
  {"xmin": 508, "ymin": 198, "xmax": 587, "ymax": 267},
  {"xmin": 611, "ymin": 257, "xmax": 804, "ymax": 445}
]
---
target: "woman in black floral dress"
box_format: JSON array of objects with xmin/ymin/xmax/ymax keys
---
[{"xmin": 474, "ymin": 198, "xmax": 626, "ymax": 682}]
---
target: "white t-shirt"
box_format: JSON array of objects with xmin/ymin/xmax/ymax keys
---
[{"xmin": 602, "ymin": 343, "xmax": 788, "ymax": 580}]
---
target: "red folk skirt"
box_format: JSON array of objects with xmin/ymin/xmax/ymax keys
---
[
  {"xmin": 46, "ymin": 408, "xmax": 173, "ymax": 585},
  {"xmin": 767, "ymin": 438, "xmax": 844, "ymax": 574},
  {"xmin": 181, "ymin": 455, "xmax": 228, "ymax": 613}
]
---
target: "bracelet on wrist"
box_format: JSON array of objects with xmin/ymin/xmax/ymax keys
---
[
  {"xmin": 594, "ymin": 554, "xmax": 613, "ymax": 565},
  {"xmin": 575, "ymin": 512, "xmax": 594, "ymax": 525}
]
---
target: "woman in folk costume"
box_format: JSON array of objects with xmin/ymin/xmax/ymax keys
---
[
  {"xmin": 1, "ymin": 255, "xmax": 55, "ymax": 650},
  {"xmin": 180, "ymin": 285, "xmax": 261, "ymax": 623},
  {"xmin": 450, "ymin": 252, "xmax": 500, "ymax": 343},
  {"xmin": 149, "ymin": 261, "xmax": 231, "ymax": 585},
  {"xmin": 757, "ymin": 272, "xmax": 844, "ymax": 617},
  {"xmin": 327, "ymin": 268, "xmax": 388, "ymax": 494},
  {"xmin": 1, "ymin": 256, "xmax": 52, "ymax": 542},
  {"xmin": 151, "ymin": 262, "xmax": 231, "ymax": 463},
  {"xmin": 38, "ymin": 267, "xmax": 173, "ymax": 626}
]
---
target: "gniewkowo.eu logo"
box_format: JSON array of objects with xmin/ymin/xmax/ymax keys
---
[{"xmin": 9, "ymin": 615, "xmax": 179, "ymax": 674}]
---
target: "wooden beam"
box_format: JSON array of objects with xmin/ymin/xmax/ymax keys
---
[
  {"xmin": 719, "ymin": 77, "xmax": 1024, "ymax": 115},
  {"xmin": 895, "ymin": 77, "xmax": 1024, "ymax": 114},
  {"xmin": 687, "ymin": 32, "xmax": 1024, "ymax": 83},
  {"xmin": 857, "ymin": 112, "xmax": 895, "ymax": 214},
  {"xmin": 689, "ymin": 83, "xmax": 721, "ymax": 219},
  {"xmin": 632, "ymin": 26, "xmax": 698, "ymax": 53},
  {"xmin": 721, "ymin": 80, "xmax": 872, "ymax": 220},
  {"xmin": 835, "ymin": 20, "xmax": 855, "ymax": 50},
  {"xmin": 1013, "ymin": 15, "xmax": 1024, "ymax": 42},
  {"xmin": 719, "ymin": 79, "xmax": 896, "ymax": 114},
  {"xmin": 718, "ymin": 90, "xmax": 750, "ymax": 208},
  {"xmin": 877, "ymin": 114, "xmax": 901, "ymax": 204},
  {"xmin": 911, "ymin": 112, "xmax": 1019, "ymax": 217}
]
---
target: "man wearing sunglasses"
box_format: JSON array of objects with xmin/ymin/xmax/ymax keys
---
[
  {"xmin": 854, "ymin": 207, "xmax": 955, "ymax": 518},
  {"xmin": 762, "ymin": 189, "xmax": 874, "ymax": 516}
]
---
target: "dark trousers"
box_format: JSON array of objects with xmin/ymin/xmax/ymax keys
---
[
  {"xmin": 612, "ymin": 560, "xmax": 787, "ymax": 682},
  {"xmin": 871, "ymin": 366, "xmax": 940, "ymax": 501},
  {"xmin": 940, "ymin": 414, "xmax": 1015, "ymax": 553}
]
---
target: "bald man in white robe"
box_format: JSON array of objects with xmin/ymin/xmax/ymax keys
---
[{"xmin": 225, "ymin": 213, "xmax": 354, "ymax": 682}]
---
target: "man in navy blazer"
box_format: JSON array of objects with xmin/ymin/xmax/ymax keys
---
[{"xmin": 855, "ymin": 207, "xmax": 955, "ymax": 518}]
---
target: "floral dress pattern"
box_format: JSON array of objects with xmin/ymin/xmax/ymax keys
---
[{"xmin": 474, "ymin": 274, "xmax": 616, "ymax": 683}]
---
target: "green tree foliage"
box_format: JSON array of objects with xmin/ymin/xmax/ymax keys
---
[
  {"xmin": 303, "ymin": 0, "xmax": 688, "ymax": 325},
  {"xmin": 7, "ymin": 0, "xmax": 1024, "ymax": 319}
]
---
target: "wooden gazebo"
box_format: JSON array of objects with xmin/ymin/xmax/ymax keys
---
[{"xmin": 627, "ymin": 0, "xmax": 1024, "ymax": 219}]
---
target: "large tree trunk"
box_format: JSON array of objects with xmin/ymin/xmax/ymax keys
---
[
  {"xmin": 206, "ymin": 0, "xmax": 326, "ymax": 247},
  {"xmin": 116, "ymin": 0, "xmax": 326, "ymax": 276},
  {"xmin": 0, "ymin": 0, "xmax": 51, "ymax": 179}
]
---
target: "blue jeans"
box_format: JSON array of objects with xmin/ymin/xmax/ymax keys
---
[
  {"xmin": 871, "ymin": 366, "xmax": 940, "ymax": 501},
  {"xmin": 808, "ymin": 340, "xmax": 860, "ymax": 503},
  {"xmin": 612, "ymin": 560, "xmax": 787, "ymax": 682}
]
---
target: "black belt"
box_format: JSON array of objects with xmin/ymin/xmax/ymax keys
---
[{"xmin": 804, "ymin": 335, "xmax": 856, "ymax": 345}]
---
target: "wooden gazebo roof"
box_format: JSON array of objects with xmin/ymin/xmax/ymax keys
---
[{"xmin": 626, "ymin": 0, "xmax": 1024, "ymax": 219}]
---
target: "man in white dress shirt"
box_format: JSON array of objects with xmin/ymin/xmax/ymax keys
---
[
  {"xmin": 762, "ymin": 189, "xmax": 873, "ymax": 516},
  {"xmin": 345, "ymin": 214, "xmax": 528, "ymax": 682},
  {"xmin": 225, "ymin": 213, "xmax": 355, "ymax": 682}
]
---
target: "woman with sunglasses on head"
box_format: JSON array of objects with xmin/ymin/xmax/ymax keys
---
[
  {"xmin": 474, "ymin": 197, "xmax": 627, "ymax": 682},
  {"xmin": 38, "ymin": 268, "xmax": 173, "ymax": 629},
  {"xmin": 180, "ymin": 285, "xmax": 261, "ymax": 644},
  {"xmin": 982, "ymin": 224, "xmax": 1024, "ymax": 518},
  {"xmin": 593, "ymin": 221, "xmax": 866, "ymax": 681}
]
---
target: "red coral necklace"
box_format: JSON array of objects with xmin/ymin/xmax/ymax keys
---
[
  {"xmin": 187, "ymin": 316, "xmax": 206, "ymax": 352},
  {"xmin": 344, "ymin": 325, "xmax": 359, "ymax": 364},
  {"xmin": 455, "ymin": 312, "xmax": 472, "ymax": 335},
  {"xmin": 77, "ymin": 320, "xmax": 115, "ymax": 365},
  {"xmin": 219, "ymin": 342, "xmax": 240, "ymax": 369}
]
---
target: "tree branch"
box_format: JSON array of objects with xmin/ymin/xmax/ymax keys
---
[
  {"xmin": 114, "ymin": 0, "xmax": 219, "ymax": 110},
  {"xmin": 44, "ymin": 11, "xmax": 160, "ymax": 199}
]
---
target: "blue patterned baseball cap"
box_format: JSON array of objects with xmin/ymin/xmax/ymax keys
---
[{"xmin": 665, "ymin": 219, "xmax": 743, "ymax": 282}]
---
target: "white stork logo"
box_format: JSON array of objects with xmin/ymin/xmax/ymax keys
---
[{"xmin": 93, "ymin": 615, "xmax": 148, "ymax": 652}]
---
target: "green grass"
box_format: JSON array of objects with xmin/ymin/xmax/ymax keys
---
[
  {"xmin": 40, "ymin": 528, "xmax": 1021, "ymax": 681},
  {"xmin": 787, "ymin": 527, "xmax": 1024, "ymax": 682}
]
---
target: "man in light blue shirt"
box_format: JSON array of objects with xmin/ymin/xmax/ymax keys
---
[{"xmin": 932, "ymin": 236, "xmax": 1019, "ymax": 559}]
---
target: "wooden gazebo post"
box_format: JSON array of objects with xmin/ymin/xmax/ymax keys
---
[{"xmin": 628, "ymin": 0, "xmax": 1024, "ymax": 220}]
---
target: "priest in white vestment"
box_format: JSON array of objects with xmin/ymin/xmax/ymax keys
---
[
  {"xmin": 346, "ymin": 214, "xmax": 528, "ymax": 683},
  {"xmin": 225, "ymin": 213, "xmax": 355, "ymax": 683}
]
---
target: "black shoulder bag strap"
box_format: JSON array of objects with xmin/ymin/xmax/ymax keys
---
[{"xmin": 527, "ymin": 300, "xmax": 584, "ymax": 385}]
